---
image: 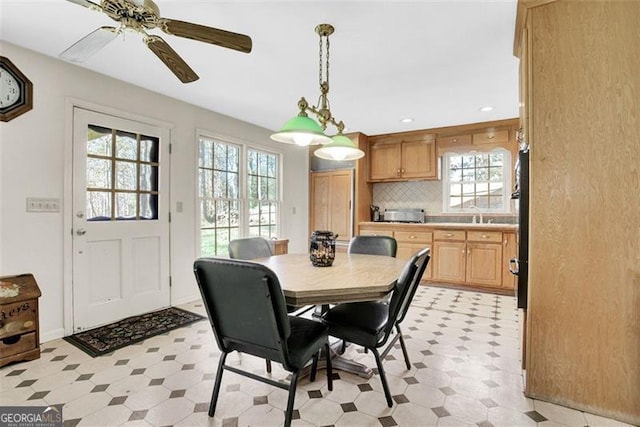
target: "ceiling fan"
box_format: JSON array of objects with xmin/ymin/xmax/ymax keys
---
[{"xmin": 60, "ymin": 0, "xmax": 252, "ymax": 83}]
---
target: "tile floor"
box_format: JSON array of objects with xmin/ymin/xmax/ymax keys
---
[{"xmin": 0, "ymin": 286, "xmax": 633, "ymax": 427}]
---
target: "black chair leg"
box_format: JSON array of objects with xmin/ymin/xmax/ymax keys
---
[
  {"xmin": 396, "ymin": 324, "xmax": 411, "ymax": 370},
  {"xmin": 266, "ymin": 359, "xmax": 272, "ymax": 373},
  {"xmin": 371, "ymin": 347, "xmax": 393, "ymax": 407},
  {"xmin": 209, "ymin": 352, "xmax": 228, "ymax": 416},
  {"xmin": 310, "ymin": 349, "xmax": 320, "ymax": 382},
  {"xmin": 285, "ymin": 371, "xmax": 299, "ymax": 427},
  {"xmin": 325, "ymin": 342, "xmax": 333, "ymax": 391}
]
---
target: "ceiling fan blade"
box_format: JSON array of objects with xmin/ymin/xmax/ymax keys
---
[
  {"xmin": 66, "ymin": 0, "xmax": 102, "ymax": 10},
  {"xmin": 159, "ymin": 19, "xmax": 252, "ymax": 54},
  {"xmin": 145, "ymin": 35, "xmax": 199, "ymax": 83},
  {"xmin": 60, "ymin": 26, "xmax": 118, "ymax": 62}
]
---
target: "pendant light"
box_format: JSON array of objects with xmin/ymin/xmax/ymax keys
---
[{"xmin": 270, "ymin": 24, "xmax": 364, "ymax": 160}]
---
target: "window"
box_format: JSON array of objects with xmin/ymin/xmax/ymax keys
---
[
  {"xmin": 198, "ymin": 135, "xmax": 281, "ymax": 256},
  {"xmin": 247, "ymin": 149, "xmax": 279, "ymax": 237},
  {"xmin": 86, "ymin": 125, "xmax": 159, "ymax": 221},
  {"xmin": 443, "ymin": 149, "xmax": 511, "ymax": 212}
]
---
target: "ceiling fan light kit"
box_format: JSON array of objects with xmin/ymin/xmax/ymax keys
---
[
  {"xmin": 61, "ymin": 0, "xmax": 252, "ymax": 83},
  {"xmin": 271, "ymin": 24, "xmax": 365, "ymax": 161}
]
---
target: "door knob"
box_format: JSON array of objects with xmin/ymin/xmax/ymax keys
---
[{"xmin": 76, "ymin": 228, "xmax": 86, "ymax": 236}]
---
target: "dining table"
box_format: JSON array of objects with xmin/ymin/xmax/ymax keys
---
[{"xmin": 254, "ymin": 252, "xmax": 408, "ymax": 378}]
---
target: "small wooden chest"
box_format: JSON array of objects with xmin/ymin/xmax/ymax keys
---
[{"xmin": 0, "ymin": 274, "xmax": 41, "ymax": 367}]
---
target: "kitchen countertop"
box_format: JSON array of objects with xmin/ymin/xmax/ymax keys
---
[{"xmin": 359, "ymin": 221, "xmax": 518, "ymax": 231}]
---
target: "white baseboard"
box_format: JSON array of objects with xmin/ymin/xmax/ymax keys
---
[
  {"xmin": 40, "ymin": 328, "xmax": 65, "ymax": 344},
  {"xmin": 172, "ymin": 293, "xmax": 201, "ymax": 307}
]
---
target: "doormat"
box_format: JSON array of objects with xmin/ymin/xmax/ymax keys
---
[{"xmin": 64, "ymin": 307, "xmax": 206, "ymax": 357}]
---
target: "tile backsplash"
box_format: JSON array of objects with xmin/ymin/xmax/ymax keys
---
[
  {"xmin": 372, "ymin": 181, "xmax": 443, "ymax": 214},
  {"xmin": 372, "ymin": 181, "xmax": 518, "ymax": 224}
]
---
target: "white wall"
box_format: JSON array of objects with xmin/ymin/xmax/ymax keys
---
[{"xmin": 0, "ymin": 42, "xmax": 309, "ymax": 342}]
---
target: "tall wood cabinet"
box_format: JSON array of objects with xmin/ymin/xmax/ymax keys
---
[
  {"xmin": 309, "ymin": 133, "xmax": 372, "ymax": 243},
  {"xmin": 515, "ymin": 1, "xmax": 640, "ymax": 423},
  {"xmin": 309, "ymin": 170, "xmax": 353, "ymax": 243}
]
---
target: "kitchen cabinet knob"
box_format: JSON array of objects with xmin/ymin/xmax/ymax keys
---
[
  {"xmin": 481, "ymin": 234, "xmax": 489, "ymax": 238},
  {"xmin": 409, "ymin": 235, "xmax": 417, "ymax": 239},
  {"xmin": 445, "ymin": 233, "xmax": 453, "ymax": 237},
  {"xmin": 487, "ymin": 135, "xmax": 495, "ymax": 139}
]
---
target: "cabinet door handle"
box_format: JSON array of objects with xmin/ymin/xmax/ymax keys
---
[
  {"xmin": 481, "ymin": 234, "xmax": 489, "ymax": 239},
  {"xmin": 445, "ymin": 233, "xmax": 454, "ymax": 237},
  {"xmin": 409, "ymin": 235, "xmax": 417, "ymax": 239},
  {"xmin": 396, "ymin": 169, "xmax": 401, "ymax": 176}
]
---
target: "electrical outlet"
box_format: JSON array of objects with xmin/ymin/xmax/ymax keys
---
[{"xmin": 26, "ymin": 197, "xmax": 61, "ymax": 213}]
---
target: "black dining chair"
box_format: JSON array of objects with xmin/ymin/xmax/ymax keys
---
[
  {"xmin": 228, "ymin": 236, "xmax": 274, "ymax": 260},
  {"xmin": 228, "ymin": 236, "xmax": 307, "ymax": 372},
  {"xmin": 320, "ymin": 247, "xmax": 430, "ymax": 407},
  {"xmin": 193, "ymin": 258, "xmax": 332, "ymax": 427},
  {"xmin": 348, "ymin": 235, "xmax": 398, "ymax": 257}
]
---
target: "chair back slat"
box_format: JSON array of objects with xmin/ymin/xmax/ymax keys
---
[
  {"xmin": 193, "ymin": 258, "xmax": 290, "ymax": 362},
  {"xmin": 229, "ymin": 237, "xmax": 273, "ymax": 260},
  {"xmin": 348, "ymin": 235, "xmax": 398, "ymax": 257}
]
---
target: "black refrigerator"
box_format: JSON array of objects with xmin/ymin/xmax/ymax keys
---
[{"xmin": 510, "ymin": 148, "xmax": 529, "ymax": 309}]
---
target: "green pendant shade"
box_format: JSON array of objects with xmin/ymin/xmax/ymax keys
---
[
  {"xmin": 270, "ymin": 115, "xmax": 332, "ymax": 146},
  {"xmin": 314, "ymin": 134, "xmax": 365, "ymax": 161}
]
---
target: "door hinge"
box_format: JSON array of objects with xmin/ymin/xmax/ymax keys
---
[
  {"xmin": 169, "ymin": 212, "xmax": 172, "ymax": 222},
  {"xmin": 169, "ymin": 143, "xmax": 172, "ymax": 154},
  {"xmin": 169, "ymin": 276, "xmax": 172, "ymax": 287}
]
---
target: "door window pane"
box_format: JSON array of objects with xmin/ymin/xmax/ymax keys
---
[
  {"xmin": 87, "ymin": 191, "xmax": 111, "ymax": 220},
  {"xmin": 85, "ymin": 125, "xmax": 159, "ymax": 220},
  {"xmin": 115, "ymin": 131, "xmax": 137, "ymax": 160}
]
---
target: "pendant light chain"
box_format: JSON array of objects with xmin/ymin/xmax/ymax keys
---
[{"xmin": 318, "ymin": 31, "xmax": 330, "ymax": 93}]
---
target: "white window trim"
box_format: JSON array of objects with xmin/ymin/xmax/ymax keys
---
[
  {"xmin": 195, "ymin": 129, "xmax": 284, "ymax": 256},
  {"xmin": 442, "ymin": 148, "xmax": 512, "ymax": 214}
]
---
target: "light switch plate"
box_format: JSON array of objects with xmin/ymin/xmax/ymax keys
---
[{"xmin": 27, "ymin": 197, "xmax": 60, "ymax": 213}]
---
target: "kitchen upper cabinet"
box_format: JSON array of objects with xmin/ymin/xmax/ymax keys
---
[
  {"xmin": 310, "ymin": 170, "xmax": 353, "ymax": 243},
  {"xmin": 368, "ymin": 132, "xmax": 437, "ymax": 182}
]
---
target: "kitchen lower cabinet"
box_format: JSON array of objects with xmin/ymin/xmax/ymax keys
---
[
  {"xmin": 358, "ymin": 223, "xmax": 516, "ymax": 292},
  {"xmin": 395, "ymin": 230, "xmax": 432, "ymax": 280},
  {"xmin": 465, "ymin": 231, "xmax": 503, "ymax": 287},
  {"xmin": 432, "ymin": 241, "xmax": 466, "ymax": 282},
  {"xmin": 466, "ymin": 242, "xmax": 502, "ymax": 287}
]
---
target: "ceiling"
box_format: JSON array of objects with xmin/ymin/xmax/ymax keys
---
[{"xmin": 0, "ymin": 0, "xmax": 520, "ymax": 136}]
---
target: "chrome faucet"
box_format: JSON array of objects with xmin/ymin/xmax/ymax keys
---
[{"xmin": 469, "ymin": 205, "xmax": 483, "ymax": 224}]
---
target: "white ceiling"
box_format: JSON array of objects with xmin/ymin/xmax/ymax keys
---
[{"xmin": 0, "ymin": 0, "xmax": 520, "ymax": 136}]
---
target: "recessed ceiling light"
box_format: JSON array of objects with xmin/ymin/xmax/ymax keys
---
[
  {"xmin": 400, "ymin": 118, "xmax": 414, "ymax": 123},
  {"xmin": 479, "ymin": 106, "xmax": 494, "ymax": 112}
]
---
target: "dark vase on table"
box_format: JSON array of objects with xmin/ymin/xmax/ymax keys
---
[{"xmin": 309, "ymin": 231, "xmax": 336, "ymax": 267}]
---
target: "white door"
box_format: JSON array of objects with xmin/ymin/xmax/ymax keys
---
[{"xmin": 72, "ymin": 108, "xmax": 170, "ymax": 332}]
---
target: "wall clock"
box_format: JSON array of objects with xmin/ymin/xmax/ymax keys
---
[{"xmin": 0, "ymin": 56, "xmax": 33, "ymax": 122}]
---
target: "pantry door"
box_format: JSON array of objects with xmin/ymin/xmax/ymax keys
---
[{"xmin": 72, "ymin": 108, "xmax": 170, "ymax": 332}]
